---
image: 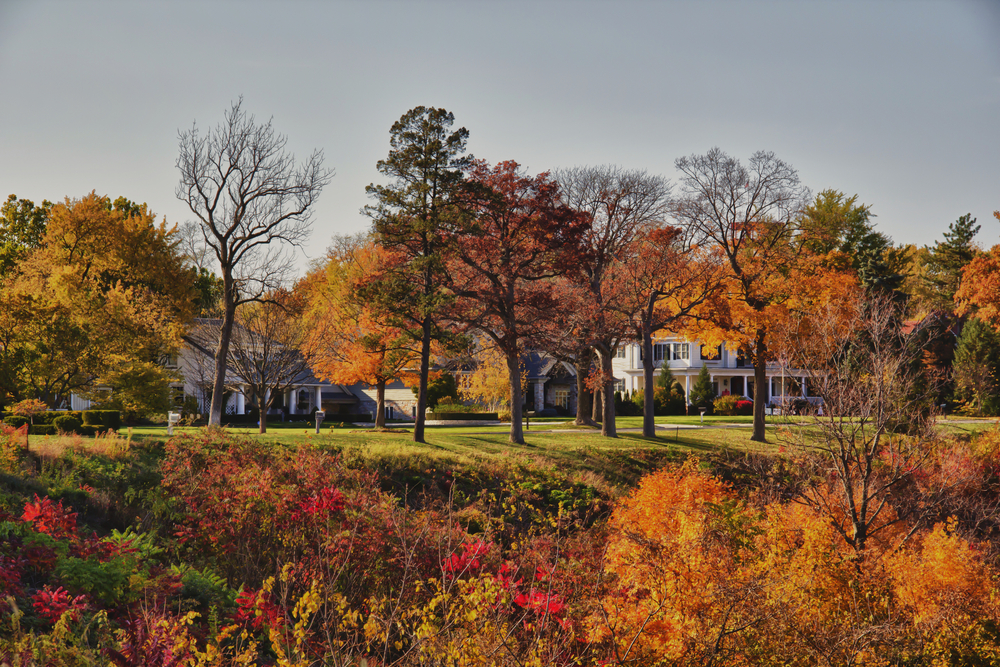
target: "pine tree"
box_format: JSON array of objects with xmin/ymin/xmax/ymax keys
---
[
  {"xmin": 656, "ymin": 360, "xmax": 676, "ymax": 391},
  {"xmin": 688, "ymin": 364, "xmax": 716, "ymax": 413},
  {"xmin": 953, "ymin": 317, "xmax": 1000, "ymax": 415},
  {"xmin": 924, "ymin": 213, "xmax": 980, "ymax": 308}
]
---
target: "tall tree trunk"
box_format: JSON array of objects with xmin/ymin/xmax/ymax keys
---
[
  {"xmin": 751, "ymin": 330, "xmax": 768, "ymax": 443},
  {"xmin": 575, "ymin": 347, "xmax": 595, "ymax": 426},
  {"xmin": 642, "ymin": 325, "xmax": 657, "ymax": 438},
  {"xmin": 375, "ymin": 380, "xmax": 386, "ymax": 428},
  {"xmin": 259, "ymin": 398, "xmax": 268, "ymax": 434},
  {"xmin": 601, "ymin": 349, "xmax": 617, "ymax": 438},
  {"xmin": 507, "ymin": 350, "xmax": 525, "ymax": 445},
  {"xmin": 209, "ymin": 296, "xmax": 236, "ymax": 427},
  {"xmin": 413, "ymin": 317, "xmax": 432, "ymax": 443},
  {"xmin": 593, "ymin": 387, "xmax": 603, "ymax": 423}
]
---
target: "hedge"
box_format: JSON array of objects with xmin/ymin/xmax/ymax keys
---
[
  {"xmin": 426, "ymin": 412, "xmax": 499, "ymax": 421},
  {"xmin": 82, "ymin": 410, "xmax": 121, "ymax": 430},
  {"xmin": 53, "ymin": 415, "xmax": 82, "ymax": 433},
  {"xmin": 1, "ymin": 410, "xmax": 83, "ymax": 426},
  {"xmin": 3, "ymin": 415, "xmax": 29, "ymax": 429},
  {"xmin": 28, "ymin": 424, "xmax": 56, "ymax": 436}
]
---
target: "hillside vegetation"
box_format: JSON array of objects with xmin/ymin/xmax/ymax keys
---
[{"xmin": 3, "ymin": 419, "xmax": 1000, "ymax": 665}]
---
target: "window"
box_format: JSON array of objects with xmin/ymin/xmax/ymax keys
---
[
  {"xmin": 614, "ymin": 379, "xmax": 625, "ymax": 393},
  {"xmin": 615, "ymin": 346, "xmax": 626, "ymax": 359},
  {"xmin": 554, "ymin": 389, "xmax": 570, "ymax": 409},
  {"xmin": 672, "ymin": 343, "xmax": 689, "ymax": 361},
  {"xmin": 699, "ymin": 344, "xmax": 721, "ymax": 361},
  {"xmin": 652, "ymin": 343, "xmax": 668, "ymax": 362}
]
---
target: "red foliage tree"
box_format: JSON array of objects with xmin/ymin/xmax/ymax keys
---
[{"xmin": 446, "ymin": 160, "xmax": 589, "ymax": 444}]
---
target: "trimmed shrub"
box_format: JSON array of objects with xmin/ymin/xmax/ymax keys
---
[
  {"xmin": 29, "ymin": 424, "xmax": 56, "ymax": 436},
  {"xmin": 53, "ymin": 415, "xmax": 83, "ymax": 433},
  {"xmin": 426, "ymin": 412, "xmax": 499, "ymax": 421},
  {"xmin": 3, "ymin": 415, "xmax": 29, "ymax": 429},
  {"xmin": 714, "ymin": 394, "xmax": 742, "ymax": 416},
  {"xmin": 736, "ymin": 399, "xmax": 753, "ymax": 416},
  {"xmin": 82, "ymin": 410, "xmax": 122, "ymax": 430}
]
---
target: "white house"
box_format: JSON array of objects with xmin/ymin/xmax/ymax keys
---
[{"xmin": 611, "ymin": 336, "xmax": 820, "ymax": 406}]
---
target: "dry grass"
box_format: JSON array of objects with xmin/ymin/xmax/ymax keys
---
[{"xmin": 29, "ymin": 428, "xmax": 136, "ymax": 462}]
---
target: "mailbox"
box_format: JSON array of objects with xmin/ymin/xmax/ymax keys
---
[
  {"xmin": 314, "ymin": 410, "xmax": 325, "ymax": 434},
  {"xmin": 167, "ymin": 411, "xmax": 181, "ymax": 436}
]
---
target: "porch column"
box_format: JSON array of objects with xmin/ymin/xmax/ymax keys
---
[
  {"xmin": 534, "ymin": 382, "xmax": 545, "ymax": 410},
  {"xmin": 684, "ymin": 374, "xmax": 691, "ymax": 401},
  {"xmin": 314, "ymin": 386, "xmax": 322, "ymax": 412},
  {"xmin": 236, "ymin": 392, "xmax": 245, "ymax": 415},
  {"xmin": 744, "ymin": 378, "xmax": 750, "ymax": 399},
  {"xmin": 288, "ymin": 389, "xmax": 297, "ymax": 415},
  {"xmin": 801, "ymin": 377, "xmax": 807, "ymax": 398}
]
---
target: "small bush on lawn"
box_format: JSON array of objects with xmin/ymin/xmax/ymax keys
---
[
  {"xmin": 53, "ymin": 415, "xmax": 82, "ymax": 434},
  {"xmin": 82, "ymin": 410, "xmax": 121, "ymax": 430},
  {"xmin": 3, "ymin": 415, "xmax": 29, "ymax": 429},
  {"xmin": 714, "ymin": 394, "xmax": 741, "ymax": 416}
]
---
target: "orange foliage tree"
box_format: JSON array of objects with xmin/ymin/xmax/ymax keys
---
[
  {"xmin": 593, "ymin": 460, "xmax": 1000, "ymax": 665},
  {"xmin": 301, "ymin": 240, "xmax": 416, "ymax": 428},
  {"xmin": 674, "ymin": 148, "xmax": 857, "ymax": 442},
  {"xmin": 956, "ymin": 211, "xmax": 1000, "ymax": 326},
  {"xmin": 607, "ymin": 226, "xmax": 722, "ymax": 436}
]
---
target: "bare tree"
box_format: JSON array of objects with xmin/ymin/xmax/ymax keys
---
[
  {"xmin": 555, "ymin": 166, "xmax": 672, "ymax": 437},
  {"xmin": 780, "ymin": 294, "xmax": 947, "ymax": 554},
  {"xmin": 176, "ymin": 98, "xmax": 333, "ymax": 425},
  {"xmin": 673, "ymin": 148, "xmax": 809, "ymax": 442},
  {"xmin": 177, "ymin": 221, "xmax": 214, "ymax": 272},
  {"xmin": 228, "ymin": 296, "xmax": 309, "ymax": 434}
]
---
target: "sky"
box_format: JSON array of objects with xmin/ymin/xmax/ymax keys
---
[{"xmin": 1, "ymin": 0, "xmax": 998, "ymax": 277}]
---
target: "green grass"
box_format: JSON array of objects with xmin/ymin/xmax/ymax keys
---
[
  {"xmin": 109, "ymin": 417, "xmax": 778, "ymax": 491},
  {"xmin": 24, "ymin": 414, "xmax": 997, "ymax": 494}
]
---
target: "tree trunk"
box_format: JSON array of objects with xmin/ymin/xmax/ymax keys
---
[
  {"xmin": 593, "ymin": 387, "xmax": 602, "ymax": 423},
  {"xmin": 413, "ymin": 317, "xmax": 432, "ymax": 443},
  {"xmin": 259, "ymin": 402, "xmax": 268, "ymax": 434},
  {"xmin": 751, "ymin": 330, "xmax": 768, "ymax": 443},
  {"xmin": 375, "ymin": 380, "xmax": 386, "ymax": 428},
  {"xmin": 642, "ymin": 326, "xmax": 656, "ymax": 438},
  {"xmin": 507, "ymin": 350, "xmax": 525, "ymax": 445},
  {"xmin": 209, "ymin": 276, "xmax": 237, "ymax": 427},
  {"xmin": 601, "ymin": 349, "xmax": 617, "ymax": 438},
  {"xmin": 574, "ymin": 347, "xmax": 595, "ymax": 426}
]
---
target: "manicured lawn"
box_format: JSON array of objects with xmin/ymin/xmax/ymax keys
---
[{"xmin": 109, "ymin": 417, "xmax": 779, "ymax": 487}]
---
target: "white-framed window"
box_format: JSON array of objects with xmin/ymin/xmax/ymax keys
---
[
  {"xmin": 615, "ymin": 346, "xmax": 626, "ymax": 359},
  {"xmin": 554, "ymin": 389, "xmax": 570, "ymax": 409},
  {"xmin": 672, "ymin": 343, "xmax": 689, "ymax": 361}
]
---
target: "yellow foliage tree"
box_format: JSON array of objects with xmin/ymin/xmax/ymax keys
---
[
  {"xmin": 6, "ymin": 192, "xmax": 193, "ymax": 412},
  {"xmin": 460, "ymin": 344, "xmax": 526, "ymax": 416}
]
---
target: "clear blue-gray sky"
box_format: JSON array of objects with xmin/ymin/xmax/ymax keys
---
[{"xmin": 1, "ymin": 0, "xmax": 998, "ymax": 275}]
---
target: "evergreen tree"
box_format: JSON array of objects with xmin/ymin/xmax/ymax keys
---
[
  {"xmin": 799, "ymin": 189, "xmax": 906, "ymax": 295},
  {"xmin": 952, "ymin": 317, "xmax": 1000, "ymax": 415},
  {"xmin": 656, "ymin": 360, "xmax": 676, "ymax": 391},
  {"xmin": 688, "ymin": 364, "xmax": 716, "ymax": 412},
  {"xmin": 364, "ymin": 106, "xmax": 471, "ymax": 443},
  {"xmin": 924, "ymin": 213, "xmax": 980, "ymax": 308}
]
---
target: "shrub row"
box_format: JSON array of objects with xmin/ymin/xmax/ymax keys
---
[
  {"xmin": 426, "ymin": 412, "xmax": 499, "ymax": 421},
  {"xmin": 2, "ymin": 410, "xmax": 119, "ymax": 435}
]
